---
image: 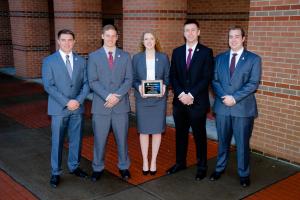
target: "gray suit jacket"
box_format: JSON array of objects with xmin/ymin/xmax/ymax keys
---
[
  {"xmin": 42, "ymin": 51, "xmax": 89, "ymax": 116},
  {"xmin": 132, "ymin": 52, "xmax": 170, "ymax": 106},
  {"xmin": 87, "ymin": 47, "xmax": 133, "ymax": 114},
  {"xmin": 212, "ymin": 49, "xmax": 262, "ymax": 117}
]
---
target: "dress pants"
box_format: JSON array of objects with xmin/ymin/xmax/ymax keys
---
[
  {"xmin": 173, "ymin": 105, "xmax": 207, "ymax": 171},
  {"xmin": 215, "ymin": 114, "xmax": 254, "ymax": 177},
  {"xmin": 51, "ymin": 114, "xmax": 83, "ymax": 175},
  {"xmin": 92, "ymin": 113, "xmax": 130, "ymax": 172}
]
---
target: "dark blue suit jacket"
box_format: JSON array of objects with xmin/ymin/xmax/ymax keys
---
[
  {"xmin": 42, "ymin": 51, "xmax": 89, "ymax": 116},
  {"xmin": 170, "ymin": 43, "xmax": 214, "ymax": 114},
  {"xmin": 212, "ymin": 49, "xmax": 262, "ymax": 117}
]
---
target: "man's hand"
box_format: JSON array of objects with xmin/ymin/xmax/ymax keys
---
[
  {"xmin": 222, "ymin": 95, "xmax": 236, "ymax": 107},
  {"xmin": 104, "ymin": 93, "xmax": 120, "ymax": 108},
  {"xmin": 179, "ymin": 93, "xmax": 193, "ymax": 105},
  {"xmin": 67, "ymin": 99, "xmax": 80, "ymax": 111}
]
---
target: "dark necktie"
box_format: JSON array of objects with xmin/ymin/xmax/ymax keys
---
[
  {"xmin": 66, "ymin": 55, "xmax": 72, "ymax": 79},
  {"xmin": 230, "ymin": 53, "xmax": 237, "ymax": 77},
  {"xmin": 108, "ymin": 51, "xmax": 113, "ymax": 70},
  {"xmin": 186, "ymin": 48, "xmax": 193, "ymax": 69}
]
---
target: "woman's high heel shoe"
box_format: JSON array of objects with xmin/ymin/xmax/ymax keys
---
[
  {"xmin": 142, "ymin": 170, "xmax": 149, "ymax": 175},
  {"xmin": 149, "ymin": 170, "xmax": 157, "ymax": 176}
]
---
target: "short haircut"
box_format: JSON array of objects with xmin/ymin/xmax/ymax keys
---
[
  {"xmin": 184, "ymin": 19, "xmax": 200, "ymax": 28},
  {"xmin": 228, "ymin": 25, "xmax": 245, "ymax": 38},
  {"xmin": 139, "ymin": 31, "xmax": 162, "ymax": 52},
  {"xmin": 57, "ymin": 29, "xmax": 75, "ymax": 39},
  {"xmin": 102, "ymin": 24, "xmax": 118, "ymax": 34}
]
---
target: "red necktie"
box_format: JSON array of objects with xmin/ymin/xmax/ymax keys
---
[
  {"xmin": 186, "ymin": 48, "xmax": 193, "ymax": 69},
  {"xmin": 230, "ymin": 53, "xmax": 237, "ymax": 77},
  {"xmin": 108, "ymin": 51, "xmax": 113, "ymax": 70}
]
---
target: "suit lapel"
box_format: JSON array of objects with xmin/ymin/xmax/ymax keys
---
[
  {"xmin": 222, "ymin": 50, "xmax": 231, "ymax": 82},
  {"xmin": 188, "ymin": 43, "xmax": 201, "ymax": 69},
  {"xmin": 155, "ymin": 52, "xmax": 160, "ymax": 79},
  {"xmin": 72, "ymin": 53, "xmax": 79, "ymax": 82},
  {"xmin": 141, "ymin": 52, "xmax": 147, "ymax": 80},
  {"xmin": 113, "ymin": 48, "xmax": 122, "ymax": 72},
  {"xmin": 55, "ymin": 51, "xmax": 72, "ymax": 82},
  {"xmin": 99, "ymin": 47, "xmax": 111, "ymax": 72}
]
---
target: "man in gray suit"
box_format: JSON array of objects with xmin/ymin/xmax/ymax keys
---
[
  {"xmin": 88, "ymin": 24, "xmax": 133, "ymax": 181},
  {"xmin": 210, "ymin": 25, "xmax": 262, "ymax": 187},
  {"xmin": 42, "ymin": 29, "xmax": 90, "ymax": 188}
]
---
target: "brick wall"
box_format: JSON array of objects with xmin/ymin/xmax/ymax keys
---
[
  {"xmin": 248, "ymin": 0, "xmax": 300, "ymax": 164},
  {"xmin": 188, "ymin": 0, "xmax": 250, "ymax": 56},
  {"xmin": 102, "ymin": 0, "xmax": 123, "ymax": 48},
  {"xmin": 8, "ymin": 0, "xmax": 50, "ymax": 78},
  {"xmin": 123, "ymin": 0, "xmax": 187, "ymax": 57},
  {"xmin": 123, "ymin": 0, "xmax": 187, "ymax": 115},
  {"xmin": 0, "ymin": 0, "xmax": 13, "ymax": 67},
  {"xmin": 53, "ymin": 0, "xmax": 102, "ymax": 57}
]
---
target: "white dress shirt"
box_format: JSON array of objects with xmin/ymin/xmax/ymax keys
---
[
  {"xmin": 146, "ymin": 58, "xmax": 155, "ymax": 80},
  {"xmin": 229, "ymin": 47, "xmax": 244, "ymax": 68}
]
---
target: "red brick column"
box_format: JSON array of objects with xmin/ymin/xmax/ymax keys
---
[
  {"xmin": 123, "ymin": 0, "xmax": 187, "ymax": 57},
  {"xmin": 188, "ymin": 0, "xmax": 250, "ymax": 55},
  {"xmin": 0, "ymin": 0, "xmax": 13, "ymax": 67},
  {"xmin": 8, "ymin": 0, "xmax": 50, "ymax": 78},
  {"xmin": 53, "ymin": 0, "xmax": 102, "ymax": 56},
  {"xmin": 248, "ymin": 0, "xmax": 300, "ymax": 164}
]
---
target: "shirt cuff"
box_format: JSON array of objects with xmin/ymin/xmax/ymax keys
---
[
  {"xmin": 178, "ymin": 92, "xmax": 185, "ymax": 99},
  {"xmin": 106, "ymin": 93, "xmax": 112, "ymax": 101},
  {"xmin": 188, "ymin": 92, "xmax": 194, "ymax": 99}
]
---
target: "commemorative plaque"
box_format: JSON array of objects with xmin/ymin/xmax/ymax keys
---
[{"xmin": 141, "ymin": 80, "xmax": 163, "ymax": 97}]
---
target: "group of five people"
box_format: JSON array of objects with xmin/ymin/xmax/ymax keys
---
[{"xmin": 42, "ymin": 19, "xmax": 261, "ymax": 189}]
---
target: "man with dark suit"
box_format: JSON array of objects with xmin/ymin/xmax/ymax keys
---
[
  {"xmin": 42, "ymin": 29, "xmax": 90, "ymax": 188},
  {"xmin": 88, "ymin": 25, "xmax": 132, "ymax": 181},
  {"xmin": 210, "ymin": 25, "xmax": 262, "ymax": 187},
  {"xmin": 167, "ymin": 19, "xmax": 214, "ymax": 180}
]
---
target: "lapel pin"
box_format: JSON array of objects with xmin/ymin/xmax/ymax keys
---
[
  {"xmin": 242, "ymin": 57, "xmax": 245, "ymax": 60},
  {"xmin": 196, "ymin": 48, "xmax": 199, "ymax": 52},
  {"xmin": 156, "ymin": 58, "xmax": 158, "ymax": 61},
  {"xmin": 75, "ymin": 57, "xmax": 78, "ymax": 61},
  {"xmin": 117, "ymin": 54, "xmax": 120, "ymax": 58}
]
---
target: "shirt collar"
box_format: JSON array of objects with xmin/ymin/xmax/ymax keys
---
[
  {"xmin": 103, "ymin": 47, "xmax": 116, "ymax": 57},
  {"xmin": 230, "ymin": 47, "xmax": 244, "ymax": 56},
  {"xmin": 59, "ymin": 49, "xmax": 73, "ymax": 60},
  {"xmin": 186, "ymin": 43, "xmax": 198, "ymax": 52}
]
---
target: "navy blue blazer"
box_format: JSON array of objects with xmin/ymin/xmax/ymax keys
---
[
  {"xmin": 132, "ymin": 51, "xmax": 170, "ymax": 106},
  {"xmin": 212, "ymin": 49, "xmax": 262, "ymax": 117},
  {"xmin": 42, "ymin": 51, "xmax": 89, "ymax": 116},
  {"xmin": 170, "ymin": 43, "xmax": 214, "ymax": 114}
]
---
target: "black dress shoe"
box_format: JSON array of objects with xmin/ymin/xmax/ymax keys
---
[
  {"xmin": 50, "ymin": 175, "xmax": 60, "ymax": 188},
  {"xmin": 70, "ymin": 168, "xmax": 88, "ymax": 178},
  {"xmin": 142, "ymin": 170, "xmax": 149, "ymax": 175},
  {"xmin": 119, "ymin": 169, "xmax": 131, "ymax": 180},
  {"xmin": 209, "ymin": 171, "xmax": 224, "ymax": 181},
  {"xmin": 240, "ymin": 177, "xmax": 250, "ymax": 187},
  {"xmin": 166, "ymin": 164, "xmax": 186, "ymax": 175},
  {"xmin": 149, "ymin": 170, "xmax": 157, "ymax": 176},
  {"xmin": 91, "ymin": 170, "xmax": 103, "ymax": 182},
  {"xmin": 195, "ymin": 170, "xmax": 206, "ymax": 181}
]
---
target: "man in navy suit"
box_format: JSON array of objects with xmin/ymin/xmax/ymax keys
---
[
  {"xmin": 88, "ymin": 25, "xmax": 132, "ymax": 181},
  {"xmin": 210, "ymin": 26, "xmax": 262, "ymax": 187},
  {"xmin": 42, "ymin": 29, "xmax": 90, "ymax": 188},
  {"xmin": 167, "ymin": 19, "xmax": 214, "ymax": 180}
]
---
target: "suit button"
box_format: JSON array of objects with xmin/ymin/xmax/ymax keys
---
[{"xmin": 70, "ymin": 85, "xmax": 73, "ymax": 87}]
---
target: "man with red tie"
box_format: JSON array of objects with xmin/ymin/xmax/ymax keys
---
[{"xmin": 167, "ymin": 19, "xmax": 214, "ymax": 181}]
